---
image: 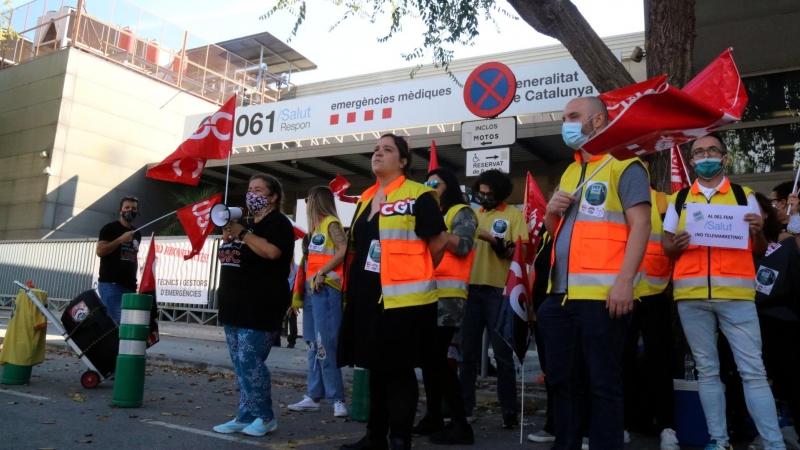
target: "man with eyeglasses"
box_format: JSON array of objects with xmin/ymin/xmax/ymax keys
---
[
  {"xmin": 96, "ymin": 196, "xmax": 142, "ymax": 325},
  {"xmin": 458, "ymin": 169, "xmax": 529, "ymax": 429},
  {"xmin": 662, "ymin": 133, "xmax": 785, "ymax": 450}
]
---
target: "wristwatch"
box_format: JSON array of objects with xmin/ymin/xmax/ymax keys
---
[{"xmin": 238, "ymin": 229, "xmax": 250, "ymax": 241}]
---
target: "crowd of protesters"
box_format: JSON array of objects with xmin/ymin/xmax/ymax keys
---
[{"xmin": 192, "ymin": 95, "xmax": 800, "ymax": 450}]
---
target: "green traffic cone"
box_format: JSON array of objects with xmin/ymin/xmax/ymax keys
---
[
  {"xmin": 349, "ymin": 367, "xmax": 370, "ymax": 422},
  {"xmin": 112, "ymin": 293, "xmax": 152, "ymax": 408}
]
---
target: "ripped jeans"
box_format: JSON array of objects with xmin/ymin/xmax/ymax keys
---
[{"xmin": 303, "ymin": 282, "xmax": 346, "ymax": 403}]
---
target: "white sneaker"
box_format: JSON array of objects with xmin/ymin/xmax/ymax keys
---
[
  {"xmin": 527, "ymin": 429, "xmax": 556, "ymax": 443},
  {"xmin": 333, "ymin": 400, "xmax": 348, "ymax": 417},
  {"xmin": 466, "ymin": 415, "xmax": 478, "ymax": 424},
  {"xmin": 660, "ymin": 428, "xmax": 680, "ymax": 450},
  {"xmin": 624, "ymin": 429, "xmax": 631, "ymax": 444},
  {"xmin": 288, "ymin": 395, "xmax": 320, "ymax": 412},
  {"xmin": 581, "ymin": 437, "xmax": 590, "ymax": 450}
]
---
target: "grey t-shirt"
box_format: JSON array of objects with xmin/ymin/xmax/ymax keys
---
[{"xmin": 550, "ymin": 162, "xmax": 651, "ymax": 294}]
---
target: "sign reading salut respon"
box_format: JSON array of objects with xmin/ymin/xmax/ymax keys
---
[{"xmin": 184, "ymin": 54, "xmax": 614, "ymax": 146}]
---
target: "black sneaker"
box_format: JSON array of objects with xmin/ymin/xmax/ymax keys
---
[
  {"xmin": 429, "ymin": 421, "xmax": 475, "ymax": 445},
  {"xmin": 502, "ymin": 412, "xmax": 518, "ymax": 429},
  {"xmin": 412, "ymin": 414, "xmax": 444, "ymax": 436}
]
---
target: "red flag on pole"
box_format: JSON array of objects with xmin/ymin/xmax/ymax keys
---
[
  {"xmin": 581, "ymin": 49, "xmax": 747, "ymax": 160},
  {"xmin": 177, "ymin": 193, "xmax": 222, "ymax": 260},
  {"xmin": 494, "ymin": 237, "xmax": 532, "ymax": 363},
  {"xmin": 138, "ymin": 233, "xmax": 157, "ymax": 293},
  {"xmin": 670, "ymin": 147, "xmax": 691, "ymax": 193},
  {"xmin": 147, "ymin": 95, "xmax": 236, "ymax": 185},
  {"xmin": 523, "ymin": 172, "xmax": 548, "ymax": 265},
  {"xmin": 428, "ymin": 140, "xmax": 439, "ymax": 173},
  {"xmin": 329, "ymin": 174, "xmax": 359, "ymax": 204}
]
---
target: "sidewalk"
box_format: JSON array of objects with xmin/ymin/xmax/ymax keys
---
[{"xmin": 0, "ymin": 317, "xmax": 547, "ymax": 407}]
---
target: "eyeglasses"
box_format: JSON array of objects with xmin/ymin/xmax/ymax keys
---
[
  {"xmin": 424, "ymin": 180, "xmax": 442, "ymax": 188},
  {"xmin": 473, "ymin": 191, "xmax": 493, "ymax": 201},
  {"xmin": 692, "ymin": 147, "xmax": 725, "ymax": 159}
]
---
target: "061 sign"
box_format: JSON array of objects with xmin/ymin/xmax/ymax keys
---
[{"xmin": 200, "ymin": 111, "xmax": 276, "ymax": 138}]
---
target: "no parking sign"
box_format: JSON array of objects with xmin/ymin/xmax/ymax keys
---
[{"xmin": 463, "ymin": 62, "xmax": 517, "ymax": 118}]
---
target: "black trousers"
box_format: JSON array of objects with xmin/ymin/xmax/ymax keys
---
[
  {"xmin": 760, "ymin": 314, "xmax": 800, "ymax": 438},
  {"xmin": 622, "ymin": 292, "xmax": 677, "ymax": 432},
  {"xmin": 532, "ymin": 313, "xmax": 555, "ymax": 434},
  {"xmin": 368, "ymin": 367, "xmax": 419, "ymax": 443},
  {"xmin": 421, "ymin": 326, "xmax": 469, "ymax": 426}
]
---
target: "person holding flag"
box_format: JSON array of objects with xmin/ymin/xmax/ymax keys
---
[
  {"xmin": 662, "ymin": 132, "xmax": 785, "ymax": 450},
  {"xmin": 95, "ymin": 196, "xmax": 142, "ymax": 325},
  {"xmin": 458, "ymin": 169, "xmax": 529, "ymax": 429},
  {"xmin": 539, "ymin": 96, "xmax": 652, "ymax": 450},
  {"xmin": 413, "ymin": 167, "xmax": 477, "ymax": 445},
  {"xmin": 212, "ymin": 173, "xmax": 296, "ymax": 437}
]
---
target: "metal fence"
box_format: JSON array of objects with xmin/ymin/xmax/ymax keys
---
[{"xmin": 0, "ymin": 238, "xmax": 223, "ymax": 325}]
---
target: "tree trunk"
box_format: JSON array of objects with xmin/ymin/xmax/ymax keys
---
[
  {"xmin": 642, "ymin": 0, "xmax": 696, "ymax": 192},
  {"xmin": 506, "ymin": 0, "xmax": 635, "ymax": 93}
]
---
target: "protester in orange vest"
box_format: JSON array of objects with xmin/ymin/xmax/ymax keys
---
[
  {"xmin": 662, "ymin": 132, "xmax": 784, "ymax": 450},
  {"xmin": 338, "ymin": 134, "xmax": 448, "ymax": 450},
  {"xmin": 412, "ymin": 167, "xmax": 477, "ymax": 445},
  {"xmin": 539, "ymin": 96, "xmax": 651, "ymax": 450},
  {"xmin": 287, "ymin": 186, "xmax": 348, "ymax": 418},
  {"xmin": 621, "ymin": 187, "xmax": 680, "ymax": 450}
]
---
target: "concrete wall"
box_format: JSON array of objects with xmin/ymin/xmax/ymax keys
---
[{"xmin": 0, "ymin": 48, "xmax": 216, "ymax": 239}]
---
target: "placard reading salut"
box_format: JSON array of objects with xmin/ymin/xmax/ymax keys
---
[
  {"xmin": 184, "ymin": 55, "xmax": 616, "ymax": 145},
  {"xmin": 684, "ymin": 203, "xmax": 751, "ymax": 250}
]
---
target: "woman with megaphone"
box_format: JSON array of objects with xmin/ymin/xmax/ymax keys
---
[
  {"xmin": 287, "ymin": 186, "xmax": 349, "ymax": 418},
  {"xmin": 212, "ymin": 174, "xmax": 296, "ymax": 437}
]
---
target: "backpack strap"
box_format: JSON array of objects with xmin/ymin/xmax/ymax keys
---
[
  {"xmin": 730, "ymin": 183, "xmax": 748, "ymax": 207},
  {"xmin": 674, "ymin": 188, "xmax": 690, "ymax": 215}
]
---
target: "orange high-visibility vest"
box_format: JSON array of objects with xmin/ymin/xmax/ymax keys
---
[
  {"xmin": 434, "ymin": 204, "xmax": 477, "ymax": 299},
  {"xmin": 672, "ymin": 179, "xmax": 756, "ymax": 301},
  {"xmin": 307, "ymin": 215, "xmax": 344, "ymax": 291},
  {"xmin": 640, "ymin": 189, "xmax": 671, "ymax": 296},
  {"xmin": 345, "ymin": 176, "xmax": 438, "ymax": 309},
  {"xmin": 549, "ymin": 152, "xmax": 647, "ymax": 300}
]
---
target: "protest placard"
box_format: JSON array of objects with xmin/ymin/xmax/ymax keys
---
[{"xmin": 684, "ymin": 203, "xmax": 751, "ymax": 250}]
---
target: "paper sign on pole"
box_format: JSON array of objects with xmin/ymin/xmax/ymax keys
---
[{"xmin": 684, "ymin": 203, "xmax": 751, "ymax": 250}]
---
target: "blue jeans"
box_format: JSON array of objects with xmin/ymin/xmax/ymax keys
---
[
  {"xmin": 458, "ymin": 285, "xmax": 516, "ymax": 415},
  {"xmin": 538, "ymin": 295, "xmax": 630, "ymax": 450},
  {"xmin": 678, "ymin": 300, "xmax": 784, "ymax": 450},
  {"xmin": 302, "ymin": 283, "xmax": 345, "ymax": 403},
  {"xmin": 223, "ymin": 325, "xmax": 279, "ymax": 422},
  {"xmin": 97, "ymin": 282, "xmax": 133, "ymax": 325}
]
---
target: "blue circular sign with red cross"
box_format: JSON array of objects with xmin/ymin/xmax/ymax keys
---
[{"xmin": 463, "ymin": 62, "xmax": 517, "ymax": 118}]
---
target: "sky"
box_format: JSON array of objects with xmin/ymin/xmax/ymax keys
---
[{"xmin": 11, "ymin": 0, "xmax": 645, "ymax": 85}]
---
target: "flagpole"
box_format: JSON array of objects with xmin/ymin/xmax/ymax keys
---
[
  {"xmin": 520, "ymin": 364, "xmax": 525, "ymax": 444},
  {"xmin": 571, "ymin": 156, "xmax": 613, "ymax": 196},
  {"xmin": 790, "ymin": 164, "xmax": 800, "ymax": 215},
  {"xmin": 134, "ymin": 210, "xmax": 177, "ymax": 232},
  {"xmin": 223, "ymin": 150, "xmax": 231, "ymax": 204}
]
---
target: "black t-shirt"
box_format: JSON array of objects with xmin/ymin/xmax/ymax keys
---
[
  {"xmin": 217, "ymin": 211, "xmax": 295, "ymax": 331},
  {"xmin": 98, "ymin": 221, "xmax": 141, "ymax": 290}
]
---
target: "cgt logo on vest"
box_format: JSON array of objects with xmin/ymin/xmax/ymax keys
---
[{"xmin": 380, "ymin": 198, "xmax": 416, "ymax": 217}]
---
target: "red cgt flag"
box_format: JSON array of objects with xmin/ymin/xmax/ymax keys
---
[
  {"xmin": 523, "ymin": 172, "xmax": 547, "ymax": 265},
  {"xmin": 147, "ymin": 95, "xmax": 236, "ymax": 186},
  {"xmin": 670, "ymin": 146, "xmax": 692, "ymax": 193},
  {"xmin": 138, "ymin": 233, "xmax": 157, "ymax": 293},
  {"xmin": 329, "ymin": 174, "xmax": 359, "ymax": 204},
  {"xmin": 582, "ymin": 49, "xmax": 747, "ymax": 160},
  {"xmin": 494, "ymin": 237, "xmax": 532, "ymax": 363},
  {"xmin": 428, "ymin": 140, "xmax": 439, "ymax": 173},
  {"xmin": 177, "ymin": 193, "xmax": 222, "ymax": 260}
]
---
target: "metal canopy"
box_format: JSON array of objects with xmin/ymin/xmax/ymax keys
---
[{"xmin": 215, "ymin": 31, "xmax": 317, "ymax": 74}]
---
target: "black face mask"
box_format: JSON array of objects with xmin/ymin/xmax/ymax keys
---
[
  {"xmin": 474, "ymin": 192, "xmax": 499, "ymax": 210},
  {"xmin": 121, "ymin": 210, "xmax": 137, "ymax": 223}
]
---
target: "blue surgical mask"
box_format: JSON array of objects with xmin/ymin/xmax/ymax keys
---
[
  {"xmin": 561, "ymin": 114, "xmax": 598, "ymax": 149},
  {"xmin": 694, "ymin": 157, "xmax": 724, "ymax": 180}
]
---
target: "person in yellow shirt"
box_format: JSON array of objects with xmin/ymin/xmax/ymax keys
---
[{"xmin": 457, "ymin": 169, "xmax": 529, "ymax": 429}]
